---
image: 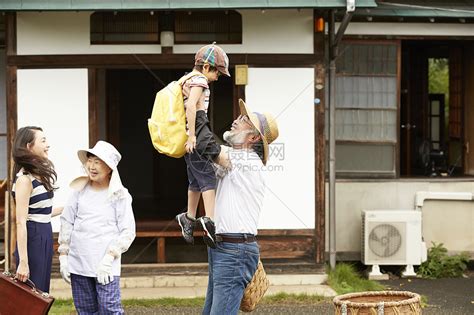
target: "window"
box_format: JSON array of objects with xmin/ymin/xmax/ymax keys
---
[
  {"xmin": 174, "ymin": 10, "xmax": 242, "ymax": 44},
  {"xmin": 91, "ymin": 12, "xmax": 160, "ymax": 44},
  {"xmin": 449, "ymin": 50, "xmax": 462, "ymax": 139},
  {"xmin": 327, "ymin": 42, "xmax": 399, "ymax": 177}
]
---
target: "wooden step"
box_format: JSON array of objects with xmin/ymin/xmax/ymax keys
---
[
  {"xmin": 51, "ymin": 260, "xmax": 325, "ymax": 279},
  {"xmin": 122, "ymin": 260, "xmax": 324, "ymax": 276}
]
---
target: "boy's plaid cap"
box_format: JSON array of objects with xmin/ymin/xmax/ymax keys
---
[{"xmin": 195, "ymin": 43, "xmax": 230, "ymax": 77}]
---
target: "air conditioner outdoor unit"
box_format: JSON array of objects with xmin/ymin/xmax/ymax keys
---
[{"xmin": 362, "ymin": 210, "xmax": 427, "ymax": 278}]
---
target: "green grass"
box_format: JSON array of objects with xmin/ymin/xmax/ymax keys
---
[
  {"xmin": 327, "ymin": 263, "xmax": 385, "ymax": 295},
  {"xmin": 122, "ymin": 297, "xmax": 205, "ymax": 307},
  {"xmin": 50, "ymin": 298, "xmax": 206, "ymax": 314},
  {"xmin": 262, "ymin": 292, "xmax": 326, "ymax": 304},
  {"xmin": 420, "ymin": 295, "xmax": 429, "ymax": 308},
  {"xmin": 49, "ymin": 293, "xmax": 327, "ymax": 314},
  {"xmin": 49, "ymin": 299, "xmax": 76, "ymax": 315}
]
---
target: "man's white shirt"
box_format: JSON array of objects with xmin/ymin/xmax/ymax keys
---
[{"xmin": 214, "ymin": 148, "xmax": 265, "ymax": 235}]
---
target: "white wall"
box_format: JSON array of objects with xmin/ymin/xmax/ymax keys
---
[
  {"xmin": 17, "ymin": 69, "xmax": 89, "ymax": 230},
  {"xmin": 17, "ymin": 10, "xmax": 313, "ymax": 55},
  {"xmin": 330, "ymin": 181, "xmax": 474, "ymax": 257},
  {"xmin": 341, "ymin": 22, "xmax": 474, "ymax": 37},
  {"xmin": 246, "ymin": 68, "xmax": 315, "ymax": 229}
]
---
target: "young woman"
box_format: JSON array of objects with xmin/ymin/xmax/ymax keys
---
[{"xmin": 12, "ymin": 126, "xmax": 61, "ymax": 293}]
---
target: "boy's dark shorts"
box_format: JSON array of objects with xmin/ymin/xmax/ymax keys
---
[
  {"xmin": 195, "ymin": 110, "xmax": 221, "ymax": 161},
  {"xmin": 185, "ymin": 110, "xmax": 221, "ymax": 192}
]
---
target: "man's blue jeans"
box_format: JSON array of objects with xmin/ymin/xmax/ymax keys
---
[{"xmin": 202, "ymin": 235, "xmax": 260, "ymax": 315}]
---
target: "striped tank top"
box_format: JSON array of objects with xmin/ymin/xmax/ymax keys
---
[{"xmin": 12, "ymin": 171, "xmax": 54, "ymax": 223}]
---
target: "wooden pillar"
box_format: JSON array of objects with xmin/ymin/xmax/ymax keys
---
[
  {"xmin": 161, "ymin": 47, "xmax": 173, "ymax": 54},
  {"xmin": 314, "ymin": 10, "xmax": 326, "ymax": 264},
  {"xmin": 106, "ymin": 71, "xmax": 120, "ymax": 148},
  {"xmin": 233, "ymin": 85, "xmax": 245, "ymax": 119},
  {"xmin": 6, "ymin": 13, "xmax": 16, "ymax": 57},
  {"xmin": 5, "ymin": 12, "xmax": 17, "ymax": 271},
  {"xmin": 88, "ymin": 68, "xmax": 99, "ymax": 146},
  {"xmin": 157, "ymin": 238, "xmax": 166, "ymax": 263}
]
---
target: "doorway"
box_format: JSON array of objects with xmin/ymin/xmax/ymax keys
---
[
  {"xmin": 400, "ymin": 41, "xmax": 464, "ymax": 177},
  {"xmin": 105, "ymin": 69, "xmax": 235, "ymax": 221}
]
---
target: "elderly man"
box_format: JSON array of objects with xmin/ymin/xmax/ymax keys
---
[{"xmin": 203, "ymin": 99, "xmax": 279, "ymax": 315}]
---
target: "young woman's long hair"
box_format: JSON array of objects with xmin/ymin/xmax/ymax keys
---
[{"xmin": 12, "ymin": 126, "xmax": 57, "ymax": 192}]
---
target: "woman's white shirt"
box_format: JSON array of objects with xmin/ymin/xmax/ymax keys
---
[{"xmin": 61, "ymin": 184, "xmax": 135, "ymax": 277}]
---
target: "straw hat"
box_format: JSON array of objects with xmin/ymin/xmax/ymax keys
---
[
  {"xmin": 238, "ymin": 99, "xmax": 279, "ymax": 165},
  {"xmin": 70, "ymin": 141, "xmax": 125, "ymax": 200}
]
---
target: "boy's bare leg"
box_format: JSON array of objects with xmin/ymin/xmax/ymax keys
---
[
  {"xmin": 201, "ymin": 189, "xmax": 215, "ymax": 219},
  {"xmin": 200, "ymin": 189, "xmax": 216, "ymax": 248},
  {"xmin": 187, "ymin": 190, "xmax": 201, "ymax": 219}
]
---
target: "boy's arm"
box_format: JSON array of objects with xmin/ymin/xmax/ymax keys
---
[
  {"xmin": 185, "ymin": 86, "xmax": 204, "ymax": 153},
  {"xmin": 215, "ymin": 145, "xmax": 232, "ymax": 169}
]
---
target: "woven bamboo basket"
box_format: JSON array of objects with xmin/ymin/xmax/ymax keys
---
[
  {"xmin": 240, "ymin": 260, "xmax": 270, "ymax": 312},
  {"xmin": 333, "ymin": 291, "xmax": 422, "ymax": 315}
]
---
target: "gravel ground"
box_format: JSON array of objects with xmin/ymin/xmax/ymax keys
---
[
  {"xmin": 124, "ymin": 272, "xmax": 474, "ymax": 315},
  {"xmin": 123, "ymin": 299, "xmax": 469, "ymax": 315},
  {"xmin": 124, "ymin": 302, "xmax": 334, "ymax": 315},
  {"xmin": 382, "ymin": 274, "xmax": 474, "ymax": 315}
]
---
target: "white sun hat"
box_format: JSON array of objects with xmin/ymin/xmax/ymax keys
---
[{"xmin": 70, "ymin": 141, "xmax": 126, "ymax": 200}]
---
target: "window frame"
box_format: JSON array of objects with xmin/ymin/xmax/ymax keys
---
[
  {"xmin": 330, "ymin": 39, "xmax": 401, "ymax": 179},
  {"xmin": 174, "ymin": 10, "xmax": 242, "ymax": 45},
  {"xmin": 90, "ymin": 11, "xmax": 161, "ymax": 45}
]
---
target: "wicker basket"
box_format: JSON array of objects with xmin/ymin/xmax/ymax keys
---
[
  {"xmin": 240, "ymin": 260, "xmax": 270, "ymax": 312},
  {"xmin": 333, "ymin": 291, "xmax": 422, "ymax": 315}
]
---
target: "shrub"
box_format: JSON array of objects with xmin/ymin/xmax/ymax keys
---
[
  {"xmin": 327, "ymin": 263, "xmax": 385, "ymax": 295},
  {"xmin": 417, "ymin": 242, "xmax": 470, "ymax": 279}
]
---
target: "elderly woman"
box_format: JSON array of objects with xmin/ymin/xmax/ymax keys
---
[{"xmin": 58, "ymin": 141, "xmax": 136, "ymax": 314}]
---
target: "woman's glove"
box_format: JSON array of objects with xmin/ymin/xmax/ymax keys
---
[
  {"xmin": 59, "ymin": 255, "xmax": 71, "ymax": 284},
  {"xmin": 96, "ymin": 254, "xmax": 115, "ymax": 285}
]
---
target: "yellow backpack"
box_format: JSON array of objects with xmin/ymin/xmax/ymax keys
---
[{"xmin": 147, "ymin": 71, "xmax": 201, "ymax": 158}]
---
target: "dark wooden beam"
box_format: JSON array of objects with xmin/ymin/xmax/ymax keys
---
[
  {"xmin": 161, "ymin": 47, "xmax": 173, "ymax": 54},
  {"xmin": 5, "ymin": 11, "xmax": 17, "ymax": 271},
  {"xmin": 314, "ymin": 10, "xmax": 326, "ymax": 264},
  {"xmin": 7, "ymin": 54, "xmax": 319, "ymax": 69},
  {"xmin": 233, "ymin": 85, "xmax": 245, "ymax": 119},
  {"xmin": 88, "ymin": 68, "xmax": 99, "ymax": 146},
  {"xmin": 5, "ymin": 13, "xmax": 16, "ymax": 56},
  {"xmin": 259, "ymin": 236, "xmax": 314, "ymax": 259},
  {"xmin": 396, "ymin": 40, "xmax": 402, "ymax": 178},
  {"xmin": 6, "ymin": 66, "xmax": 17, "ymax": 270},
  {"xmin": 106, "ymin": 71, "xmax": 120, "ymax": 148}
]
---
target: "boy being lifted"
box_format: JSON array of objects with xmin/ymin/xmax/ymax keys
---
[{"xmin": 176, "ymin": 43, "xmax": 230, "ymax": 249}]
